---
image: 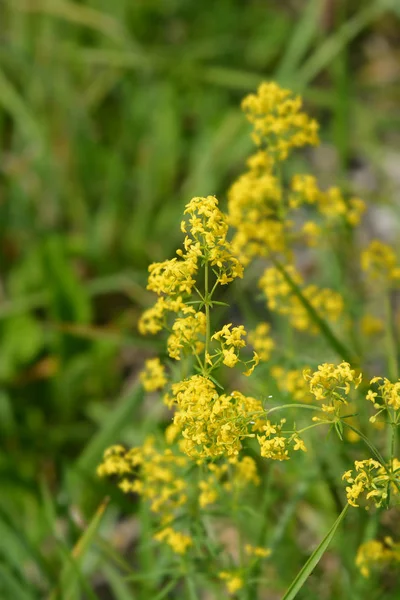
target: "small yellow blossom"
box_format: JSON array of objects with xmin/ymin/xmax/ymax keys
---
[
  {"xmin": 154, "ymin": 527, "xmax": 192, "ymax": 554},
  {"xmin": 140, "ymin": 358, "xmax": 168, "ymax": 392},
  {"xmin": 361, "ymin": 240, "xmax": 400, "ymax": 285},
  {"xmin": 218, "ymin": 571, "xmax": 244, "ymax": 594},
  {"xmin": 245, "ymin": 544, "xmax": 271, "ymax": 558}
]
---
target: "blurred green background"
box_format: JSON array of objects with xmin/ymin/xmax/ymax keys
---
[{"xmin": 1, "ymin": 0, "xmax": 400, "ymax": 598}]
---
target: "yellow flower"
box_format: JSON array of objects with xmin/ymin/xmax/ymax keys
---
[
  {"xmin": 245, "ymin": 544, "xmax": 271, "ymax": 558},
  {"xmin": 154, "ymin": 527, "xmax": 192, "ymax": 554},
  {"xmin": 140, "ymin": 358, "xmax": 168, "ymax": 392},
  {"xmin": 361, "ymin": 240, "xmax": 400, "ymax": 284},
  {"xmin": 218, "ymin": 572, "xmax": 244, "ymax": 594},
  {"xmin": 223, "ymin": 347, "xmax": 239, "ymax": 368},
  {"xmin": 241, "ymin": 82, "xmax": 319, "ymax": 159}
]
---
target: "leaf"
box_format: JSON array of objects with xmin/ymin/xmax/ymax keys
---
[
  {"xmin": 281, "ymin": 504, "xmax": 349, "ymax": 600},
  {"xmin": 49, "ymin": 498, "xmax": 109, "ymax": 600},
  {"xmin": 75, "ymin": 382, "xmax": 144, "ymax": 476}
]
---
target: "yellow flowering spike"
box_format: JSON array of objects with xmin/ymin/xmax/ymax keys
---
[
  {"xmin": 139, "ymin": 358, "xmax": 167, "ymax": 392},
  {"xmin": 167, "ymin": 312, "xmax": 206, "ymax": 360},
  {"xmin": 241, "ymin": 82, "xmax": 319, "ymax": 159}
]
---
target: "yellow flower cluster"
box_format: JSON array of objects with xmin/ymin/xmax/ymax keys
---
[
  {"xmin": 167, "ymin": 312, "xmax": 206, "ymax": 360},
  {"xmin": 218, "ymin": 571, "xmax": 244, "ymax": 594},
  {"xmin": 153, "ymin": 527, "xmax": 192, "ymax": 554},
  {"xmin": 342, "ymin": 458, "xmax": 400, "ymax": 508},
  {"xmin": 257, "ymin": 419, "xmax": 306, "ymax": 461},
  {"xmin": 356, "ymin": 537, "xmax": 400, "ymax": 578},
  {"xmin": 97, "ymin": 439, "xmax": 188, "ymax": 517},
  {"xmin": 241, "ymin": 82, "xmax": 319, "ymax": 159},
  {"xmin": 361, "ymin": 240, "xmax": 400, "ymax": 284},
  {"xmin": 139, "ymin": 195, "xmax": 243, "ymax": 337},
  {"xmin": 259, "ymin": 266, "xmax": 344, "ymax": 333},
  {"xmin": 304, "ymin": 362, "xmax": 362, "ymax": 412},
  {"xmin": 271, "ymin": 366, "xmax": 313, "ymax": 403},
  {"xmin": 139, "ymin": 358, "xmax": 168, "ymax": 392},
  {"xmin": 290, "ymin": 175, "xmax": 365, "ymax": 226},
  {"xmin": 207, "ymin": 323, "xmax": 259, "ymax": 374},
  {"xmin": 182, "ymin": 196, "xmax": 244, "ymax": 284},
  {"xmin": 227, "ymin": 150, "xmax": 287, "ymax": 264},
  {"xmin": 367, "ymin": 376, "xmax": 400, "ymax": 423},
  {"xmin": 248, "ymin": 322, "xmax": 275, "ymax": 362},
  {"xmin": 164, "ymin": 375, "xmax": 264, "ymax": 459}
]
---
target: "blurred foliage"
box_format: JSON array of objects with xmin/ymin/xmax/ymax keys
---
[{"xmin": 0, "ymin": 0, "xmax": 399, "ymax": 598}]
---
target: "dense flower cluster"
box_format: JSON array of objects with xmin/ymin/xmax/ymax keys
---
[
  {"xmin": 304, "ymin": 362, "xmax": 362, "ymax": 409},
  {"xmin": 342, "ymin": 458, "xmax": 400, "ymax": 508},
  {"xmin": 241, "ymin": 81, "xmax": 319, "ymax": 159},
  {"xmin": 139, "ymin": 195, "xmax": 243, "ymax": 338},
  {"xmin": 164, "ymin": 376, "xmax": 265, "ymax": 459}
]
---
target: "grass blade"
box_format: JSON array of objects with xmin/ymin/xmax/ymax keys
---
[{"xmin": 281, "ymin": 504, "xmax": 349, "ymax": 600}]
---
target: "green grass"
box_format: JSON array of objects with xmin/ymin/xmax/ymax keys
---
[{"xmin": 0, "ymin": 0, "xmax": 399, "ymax": 597}]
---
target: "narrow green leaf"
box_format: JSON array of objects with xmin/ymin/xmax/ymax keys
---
[
  {"xmin": 275, "ymin": 0, "xmax": 322, "ymax": 81},
  {"xmin": 281, "ymin": 504, "xmax": 349, "ymax": 600},
  {"xmin": 75, "ymin": 382, "xmax": 144, "ymax": 474},
  {"xmin": 49, "ymin": 498, "xmax": 109, "ymax": 600}
]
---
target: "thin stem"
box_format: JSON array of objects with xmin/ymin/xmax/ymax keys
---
[
  {"xmin": 266, "ymin": 403, "xmax": 324, "ymax": 416},
  {"xmin": 203, "ymin": 260, "xmax": 211, "ymax": 372}
]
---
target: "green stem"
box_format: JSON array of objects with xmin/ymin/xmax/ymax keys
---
[
  {"xmin": 266, "ymin": 403, "xmax": 324, "ymax": 417},
  {"xmin": 203, "ymin": 260, "xmax": 211, "ymax": 372}
]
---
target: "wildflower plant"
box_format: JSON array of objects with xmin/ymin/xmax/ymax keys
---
[{"xmin": 98, "ymin": 82, "xmax": 400, "ymax": 598}]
